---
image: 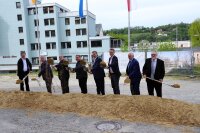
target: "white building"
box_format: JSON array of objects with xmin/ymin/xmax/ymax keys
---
[{"xmin": 0, "ymin": 0, "xmax": 122, "ymax": 71}]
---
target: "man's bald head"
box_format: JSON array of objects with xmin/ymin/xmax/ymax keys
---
[
  {"xmin": 40, "ymin": 55, "xmax": 46, "ymax": 63},
  {"xmin": 59, "ymin": 56, "xmax": 64, "ymax": 61},
  {"xmin": 128, "ymin": 52, "xmax": 134, "ymax": 60}
]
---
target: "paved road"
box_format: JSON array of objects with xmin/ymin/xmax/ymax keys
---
[{"xmin": 0, "ymin": 109, "xmax": 200, "ymax": 133}]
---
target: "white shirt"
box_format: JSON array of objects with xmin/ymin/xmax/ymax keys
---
[
  {"xmin": 151, "ymin": 59, "xmax": 157, "ymax": 79},
  {"xmin": 22, "ymin": 58, "xmax": 28, "ymax": 72},
  {"xmin": 109, "ymin": 56, "xmax": 114, "ymax": 73},
  {"xmin": 92, "ymin": 57, "xmax": 97, "ymax": 68}
]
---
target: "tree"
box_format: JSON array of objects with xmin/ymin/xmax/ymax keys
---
[
  {"xmin": 137, "ymin": 40, "xmax": 157, "ymax": 60},
  {"xmin": 189, "ymin": 18, "xmax": 200, "ymax": 47},
  {"xmin": 157, "ymin": 41, "xmax": 177, "ymax": 51}
]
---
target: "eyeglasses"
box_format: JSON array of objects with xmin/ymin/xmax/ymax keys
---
[{"xmin": 151, "ymin": 54, "xmax": 156, "ymax": 56}]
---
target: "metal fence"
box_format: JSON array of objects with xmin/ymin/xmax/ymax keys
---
[{"xmin": 103, "ymin": 50, "xmax": 200, "ymax": 77}]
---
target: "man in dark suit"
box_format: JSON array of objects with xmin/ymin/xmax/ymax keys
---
[
  {"xmin": 55, "ymin": 56, "xmax": 70, "ymax": 94},
  {"xmin": 91, "ymin": 51, "xmax": 105, "ymax": 95},
  {"xmin": 143, "ymin": 51, "xmax": 165, "ymax": 97},
  {"xmin": 126, "ymin": 52, "xmax": 142, "ymax": 95},
  {"xmin": 108, "ymin": 48, "xmax": 121, "ymax": 94},
  {"xmin": 74, "ymin": 55, "xmax": 88, "ymax": 94},
  {"xmin": 17, "ymin": 51, "xmax": 32, "ymax": 91},
  {"xmin": 38, "ymin": 56, "xmax": 53, "ymax": 93}
]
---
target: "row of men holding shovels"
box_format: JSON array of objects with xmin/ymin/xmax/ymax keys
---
[{"xmin": 17, "ymin": 49, "xmax": 166, "ymax": 97}]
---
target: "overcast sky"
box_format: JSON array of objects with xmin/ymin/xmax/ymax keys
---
[{"xmin": 42, "ymin": 0, "xmax": 200, "ymax": 30}]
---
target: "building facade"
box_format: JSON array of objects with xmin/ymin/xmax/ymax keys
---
[{"xmin": 0, "ymin": 0, "xmax": 122, "ymax": 69}]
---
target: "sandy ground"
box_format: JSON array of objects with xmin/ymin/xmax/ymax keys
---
[
  {"xmin": 0, "ymin": 74, "xmax": 199, "ymax": 104},
  {"xmin": 0, "ymin": 74, "xmax": 200, "ymax": 133}
]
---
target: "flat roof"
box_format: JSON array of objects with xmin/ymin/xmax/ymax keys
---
[
  {"xmin": 90, "ymin": 36, "xmax": 111, "ymax": 40},
  {"xmin": 59, "ymin": 10, "xmax": 96, "ymax": 19},
  {"xmin": 27, "ymin": 3, "xmax": 71, "ymax": 12}
]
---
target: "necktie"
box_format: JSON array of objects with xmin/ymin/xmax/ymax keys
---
[{"xmin": 128, "ymin": 60, "xmax": 131, "ymax": 69}]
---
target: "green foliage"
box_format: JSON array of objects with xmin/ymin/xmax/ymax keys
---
[
  {"xmin": 137, "ymin": 40, "xmax": 150, "ymax": 51},
  {"xmin": 108, "ymin": 33, "xmax": 128, "ymax": 52},
  {"xmin": 105, "ymin": 23, "xmax": 190, "ymax": 43},
  {"xmin": 157, "ymin": 41, "xmax": 177, "ymax": 51},
  {"xmin": 189, "ymin": 18, "xmax": 200, "ymax": 47}
]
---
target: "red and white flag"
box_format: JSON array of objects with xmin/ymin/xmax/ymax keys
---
[{"xmin": 127, "ymin": 0, "xmax": 131, "ymax": 12}]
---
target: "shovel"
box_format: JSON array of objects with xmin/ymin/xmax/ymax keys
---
[
  {"xmin": 16, "ymin": 73, "xmax": 29, "ymax": 84},
  {"xmin": 146, "ymin": 77, "xmax": 180, "ymax": 88},
  {"xmin": 31, "ymin": 77, "xmax": 42, "ymax": 87}
]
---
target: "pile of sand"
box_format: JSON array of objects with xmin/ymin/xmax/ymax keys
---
[{"xmin": 0, "ymin": 91, "xmax": 200, "ymax": 126}]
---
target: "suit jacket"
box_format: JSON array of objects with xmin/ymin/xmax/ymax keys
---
[
  {"xmin": 91, "ymin": 57, "xmax": 105, "ymax": 79},
  {"xmin": 55, "ymin": 60, "xmax": 70, "ymax": 80},
  {"xmin": 126, "ymin": 58, "xmax": 142, "ymax": 79},
  {"xmin": 74, "ymin": 61, "xmax": 88, "ymax": 79},
  {"xmin": 17, "ymin": 58, "xmax": 32, "ymax": 77},
  {"xmin": 108, "ymin": 55, "xmax": 121, "ymax": 76},
  {"xmin": 38, "ymin": 61, "xmax": 53, "ymax": 81},
  {"xmin": 142, "ymin": 58, "xmax": 165, "ymax": 80}
]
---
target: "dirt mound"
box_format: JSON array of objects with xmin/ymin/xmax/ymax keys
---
[{"xmin": 0, "ymin": 91, "xmax": 200, "ymax": 126}]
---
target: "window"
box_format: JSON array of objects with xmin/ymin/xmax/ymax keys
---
[
  {"xmin": 44, "ymin": 19, "xmax": 49, "ymax": 26},
  {"xmin": 61, "ymin": 42, "xmax": 71, "ymax": 49},
  {"xmin": 20, "ymin": 39, "xmax": 24, "ymax": 45},
  {"xmin": 45, "ymin": 31, "xmax": 50, "ymax": 37},
  {"xmin": 50, "ymin": 18, "xmax": 54, "ymax": 25},
  {"xmin": 91, "ymin": 40, "xmax": 102, "ymax": 47},
  {"xmin": 46, "ymin": 42, "xmax": 56, "ymax": 50},
  {"xmin": 47, "ymin": 56, "xmax": 57, "ymax": 60},
  {"xmin": 44, "ymin": 18, "xmax": 54, "ymax": 26},
  {"xmin": 32, "ymin": 57, "xmax": 39, "ymax": 65},
  {"xmin": 75, "ymin": 17, "xmax": 86, "ymax": 24},
  {"xmin": 111, "ymin": 39, "xmax": 122, "ymax": 48},
  {"xmin": 77, "ymin": 41, "xmax": 87, "ymax": 48},
  {"xmin": 76, "ymin": 29, "xmax": 81, "ymax": 36},
  {"xmin": 43, "ymin": 6, "xmax": 54, "ymax": 14},
  {"xmin": 28, "ymin": 8, "xmax": 37, "ymax": 15},
  {"xmin": 81, "ymin": 18, "xmax": 86, "ymax": 24},
  {"xmin": 45, "ymin": 30, "xmax": 56, "ymax": 37},
  {"xmin": 76, "ymin": 29, "xmax": 87, "ymax": 36},
  {"xmin": 17, "ymin": 14, "xmax": 22, "ymax": 21},
  {"xmin": 82, "ymin": 29, "xmax": 87, "ymax": 35},
  {"xmin": 34, "ymin": 19, "xmax": 39, "ymax": 26},
  {"xmin": 35, "ymin": 31, "xmax": 40, "ymax": 38},
  {"xmin": 66, "ymin": 30, "xmax": 71, "ymax": 36},
  {"xmin": 82, "ymin": 41, "xmax": 87, "ymax": 47},
  {"xmin": 43, "ymin": 7, "xmax": 48, "ymax": 14},
  {"xmin": 51, "ymin": 30, "xmax": 55, "ymax": 37},
  {"xmin": 49, "ymin": 6, "xmax": 54, "ymax": 13},
  {"xmin": 65, "ymin": 18, "xmax": 70, "ymax": 25},
  {"xmin": 16, "ymin": 2, "xmax": 21, "ymax": 9},
  {"xmin": 18, "ymin": 27, "xmax": 23, "ymax": 33},
  {"xmin": 46, "ymin": 43, "xmax": 51, "ymax": 49},
  {"xmin": 75, "ymin": 17, "xmax": 80, "ymax": 24},
  {"xmin": 60, "ymin": 8, "xmax": 64, "ymax": 12},
  {"xmin": 82, "ymin": 55, "xmax": 88, "ymax": 62},
  {"xmin": 31, "ymin": 43, "xmax": 40, "ymax": 50},
  {"xmin": 64, "ymin": 56, "xmax": 72, "ymax": 62},
  {"xmin": 52, "ymin": 43, "xmax": 56, "ymax": 49}
]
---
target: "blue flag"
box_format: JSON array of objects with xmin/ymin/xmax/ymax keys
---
[{"xmin": 79, "ymin": 0, "xmax": 84, "ymax": 18}]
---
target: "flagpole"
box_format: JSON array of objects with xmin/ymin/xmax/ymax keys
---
[
  {"xmin": 86, "ymin": 0, "xmax": 91, "ymax": 63},
  {"xmin": 35, "ymin": 1, "xmax": 41, "ymax": 65},
  {"xmin": 127, "ymin": 0, "xmax": 131, "ymax": 51},
  {"xmin": 128, "ymin": 11, "xmax": 131, "ymax": 51}
]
